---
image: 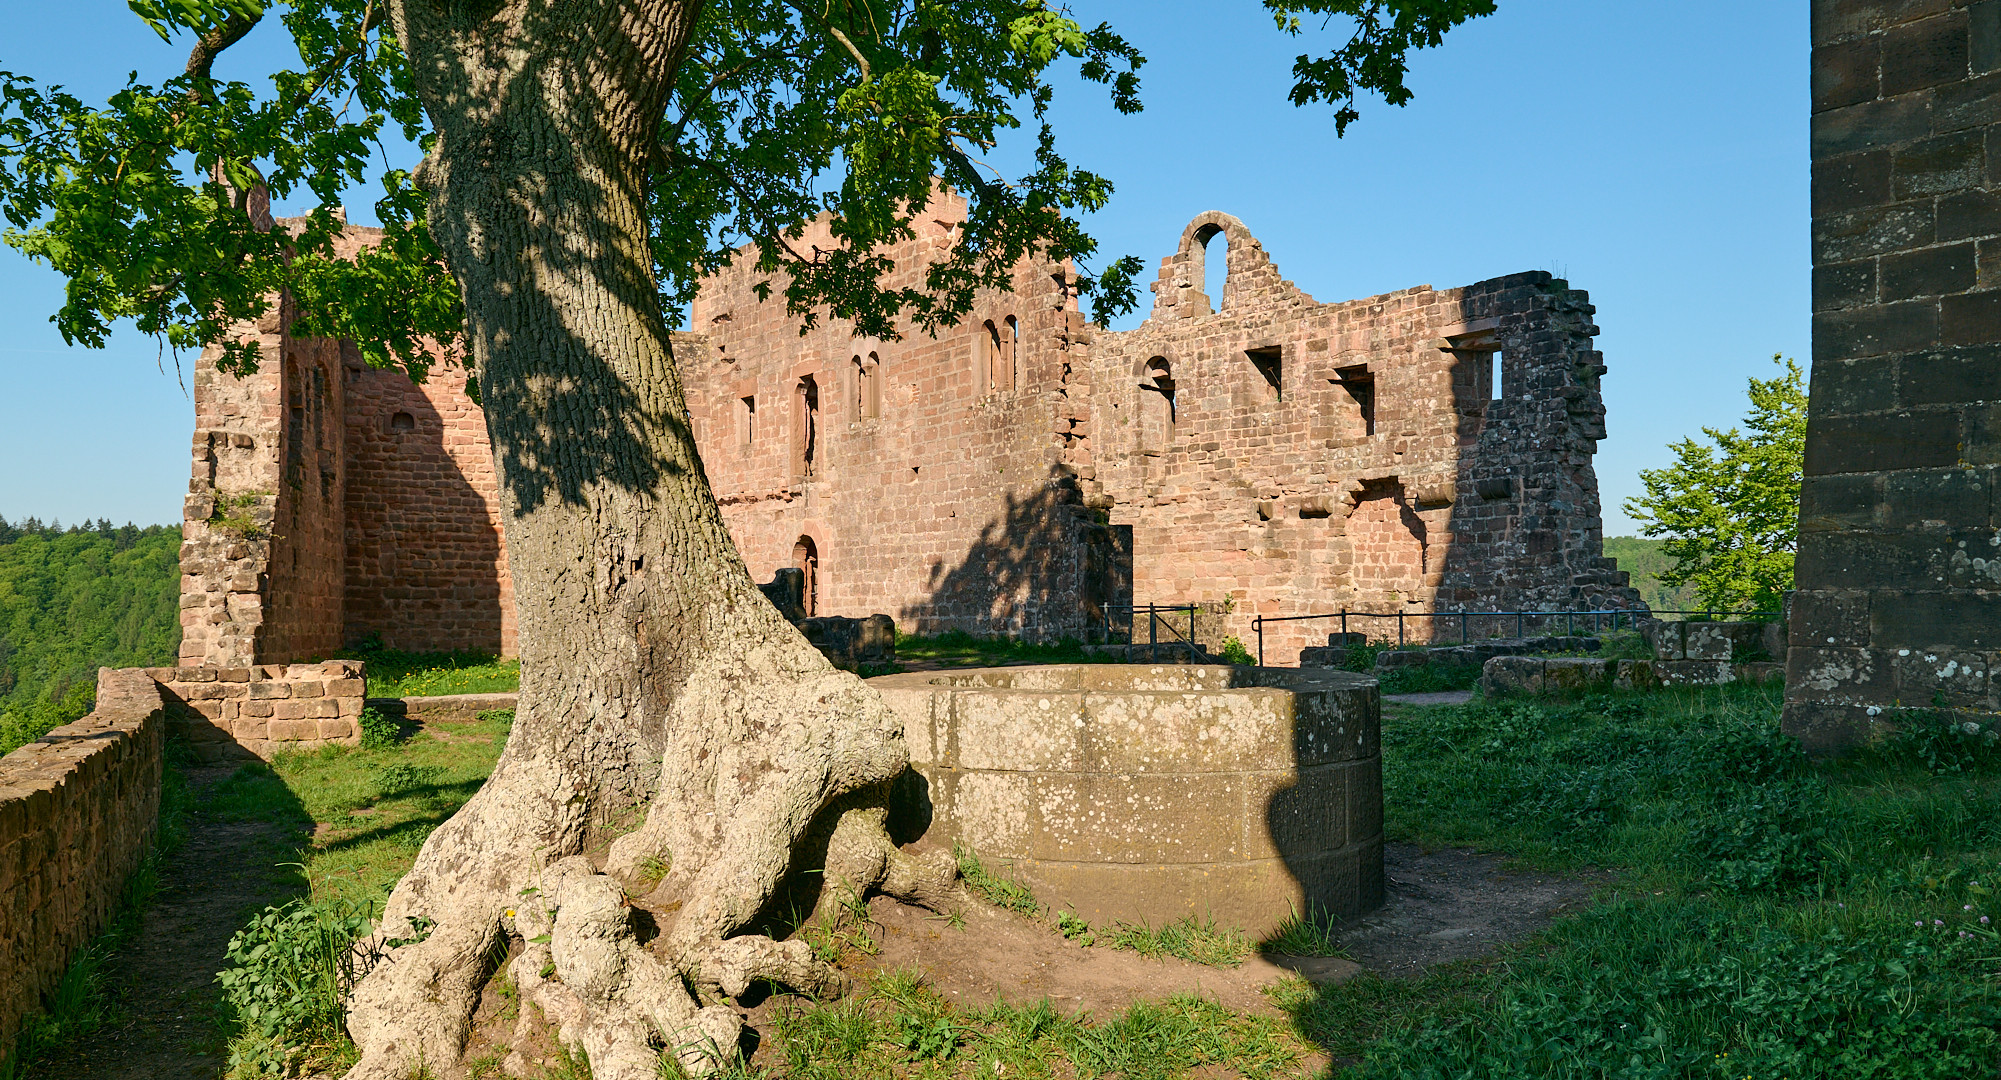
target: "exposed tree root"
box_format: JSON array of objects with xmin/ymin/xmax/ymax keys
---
[{"xmin": 342, "ymin": 649, "xmax": 956, "ymax": 1079}]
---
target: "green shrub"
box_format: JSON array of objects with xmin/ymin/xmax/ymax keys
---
[
  {"xmin": 356, "ymin": 706, "xmax": 401, "ymax": 750},
  {"xmin": 1878, "ymin": 710, "xmax": 2001, "ymax": 775},
  {"xmin": 1218, "ymin": 636, "xmax": 1255, "ymax": 665},
  {"xmin": 215, "ymin": 896, "xmax": 375, "ymax": 1076}
]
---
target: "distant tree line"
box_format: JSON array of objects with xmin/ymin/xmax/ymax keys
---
[{"xmin": 0, "ymin": 516, "xmax": 181, "ymax": 755}]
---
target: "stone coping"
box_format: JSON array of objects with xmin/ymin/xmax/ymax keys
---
[{"xmin": 366, "ymin": 692, "xmax": 519, "ymax": 723}]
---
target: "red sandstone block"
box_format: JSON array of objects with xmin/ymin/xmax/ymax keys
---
[
  {"xmin": 317, "ymin": 719, "xmax": 355, "ymax": 740},
  {"xmin": 217, "ymin": 668, "xmax": 250, "ymax": 683},
  {"xmin": 325, "ymin": 679, "xmax": 365, "ymax": 697},
  {"xmin": 288, "ymin": 681, "xmax": 326, "ymax": 699},
  {"xmin": 269, "ymin": 719, "xmax": 317, "ymax": 741},
  {"xmin": 233, "ymin": 720, "xmax": 269, "ymax": 740},
  {"xmin": 248, "ymin": 682, "xmax": 291, "ymax": 701}
]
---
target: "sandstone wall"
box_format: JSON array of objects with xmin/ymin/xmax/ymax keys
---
[
  {"xmin": 0, "ymin": 669, "xmax": 165, "ymax": 1061},
  {"xmin": 146, "ymin": 661, "xmax": 366, "ymax": 764},
  {"xmin": 1090, "ymin": 213, "xmax": 1639, "ymax": 660},
  {"xmin": 185, "ymin": 195, "xmax": 1638, "ymax": 659},
  {"xmin": 685, "ymin": 204, "xmax": 1118, "ymax": 638},
  {"xmin": 1791, "ymin": 0, "xmax": 2001, "ymax": 749},
  {"xmin": 342, "ymin": 339, "xmax": 515, "ymax": 656}
]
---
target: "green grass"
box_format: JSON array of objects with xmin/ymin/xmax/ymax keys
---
[
  {"xmin": 954, "ymin": 845, "xmax": 1041, "ymax": 918},
  {"xmin": 726, "ymin": 968, "xmax": 1306, "ymax": 1080},
  {"xmin": 1278, "ymin": 682, "xmax": 2001, "ymax": 1078},
  {"xmin": 207, "ymin": 710, "xmax": 513, "ymax": 1076},
  {"xmin": 329, "ymin": 645, "xmax": 521, "ymax": 698},
  {"xmin": 890, "ymin": 629, "xmax": 1121, "ymax": 672},
  {"xmin": 1106, "ymin": 915, "xmax": 1255, "ymax": 968}
]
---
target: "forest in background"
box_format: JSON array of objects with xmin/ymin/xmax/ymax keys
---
[
  {"xmin": 0, "ymin": 517, "xmax": 181, "ymax": 755},
  {"xmin": 1603, "ymin": 535, "xmax": 1700, "ymax": 613}
]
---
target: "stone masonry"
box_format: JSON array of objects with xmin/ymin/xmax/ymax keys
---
[
  {"xmin": 1791, "ymin": 0, "xmax": 2001, "ymax": 750},
  {"xmin": 0, "ymin": 669, "xmax": 165, "ymax": 1062},
  {"xmin": 186, "ymin": 193, "xmax": 1640, "ymax": 678}
]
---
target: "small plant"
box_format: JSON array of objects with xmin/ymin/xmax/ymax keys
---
[
  {"xmin": 216, "ymin": 894, "xmax": 377, "ymax": 1076},
  {"xmin": 955, "ymin": 846, "xmax": 1040, "ymax": 917},
  {"xmin": 1262, "ymin": 906, "xmax": 1348, "ymax": 958},
  {"xmin": 1218, "ymin": 636, "xmax": 1255, "ymax": 665},
  {"xmin": 358, "ymin": 706, "xmax": 402, "ymax": 750},
  {"xmin": 208, "ymin": 491, "xmax": 270, "ymax": 538},
  {"xmin": 1056, "ymin": 909, "xmax": 1096, "ymax": 946},
  {"xmin": 895, "ymin": 1013, "xmax": 960, "ymax": 1061},
  {"xmin": 635, "ymin": 855, "xmax": 669, "ymax": 885}
]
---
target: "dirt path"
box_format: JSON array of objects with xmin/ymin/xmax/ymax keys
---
[
  {"xmin": 35, "ymin": 767, "xmax": 299, "ymax": 1080},
  {"xmin": 1338, "ymin": 842, "xmax": 1603, "ymax": 977}
]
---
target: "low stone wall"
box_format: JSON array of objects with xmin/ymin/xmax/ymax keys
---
[
  {"xmin": 0, "ymin": 669, "xmax": 166, "ymax": 1061},
  {"xmin": 145, "ymin": 661, "xmax": 366, "ymax": 763},
  {"xmin": 367, "ymin": 692, "xmax": 518, "ymax": 725},
  {"xmin": 872, "ymin": 664, "xmax": 1382, "ymax": 934},
  {"xmin": 1639, "ymin": 619, "xmax": 1786, "ymax": 663},
  {"xmin": 1481, "ymin": 656, "xmax": 1787, "ymax": 696}
]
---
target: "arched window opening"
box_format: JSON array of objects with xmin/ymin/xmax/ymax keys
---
[
  {"xmin": 1004, "ymin": 316, "xmax": 1020, "ymax": 392},
  {"xmin": 1140, "ymin": 357, "xmax": 1176, "ymax": 454},
  {"xmin": 389, "ymin": 411, "xmax": 415, "ymax": 432},
  {"xmin": 1196, "ymin": 224, "xmax": 1228, "ymax": 314},
  {"xmin": 793, "ymin": 375, "xmax": 819, "ymax": 480},
  {"xmin": 793, "ymin": 535, "xmax": 820, "ymax": 616},
  {"xmin": 852, "ymin": 354, "xmax": 881, "ymax": 421},
  {"xmin": 980, "ymin": 320, "xmax": 999, "ymax": 395}
]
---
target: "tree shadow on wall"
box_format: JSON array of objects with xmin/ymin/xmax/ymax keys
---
[
  {"xmin": 906, "ymin": 467, "xmax": 1131, "ymax": 642},
  {"xmin": 343, "ymin": 365, "xmax": 508, "ymax": 656}
]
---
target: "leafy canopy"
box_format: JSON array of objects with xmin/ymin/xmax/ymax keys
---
[
  {"xmin": 0, "ymin": 0, "xmax": 1494, "ymax": 379},
  {"xmin": 1624, "ymin": 356, "xmax": 1807, "ymax": 614}
]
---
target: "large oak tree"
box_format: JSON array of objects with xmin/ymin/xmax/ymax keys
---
[{"xmin": 0, "ymin": 1, "xmax": 1491, "ymax": 1074}]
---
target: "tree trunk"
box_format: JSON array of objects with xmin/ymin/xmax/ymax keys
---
[{"xmin": 342, "ymin": 5, "xmax": 952, "ymax": 1077}]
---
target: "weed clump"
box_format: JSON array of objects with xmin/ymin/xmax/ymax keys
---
[{"xmin": 954, "ymin": 846, "xmax": 1039, "ymax": 917}]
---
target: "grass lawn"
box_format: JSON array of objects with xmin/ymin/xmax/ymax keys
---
[
  {"xmin": 198, "ymin": 678, "xmax": 2001, "ymax": 1078},
  {"xmin": 330, "ymin": 645, "xmax": 523, "ymax": 697}
]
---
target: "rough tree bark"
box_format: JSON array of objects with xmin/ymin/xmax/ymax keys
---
[{"xmin": 341, "ymin": 3, "xmax": 954, "ymax": 1076}]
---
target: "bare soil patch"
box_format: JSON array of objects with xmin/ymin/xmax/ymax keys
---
[
  {"xmin": 34, "ymin": 766, "xmax": 299, "ymax": 1080},
  {"xmin": 854, "ymin": 895, "xmax": 1347, "ymax": 1018},
  {"xmin": 1337, "ymin": 842, "xmax": 1603, "ymax": 978}
]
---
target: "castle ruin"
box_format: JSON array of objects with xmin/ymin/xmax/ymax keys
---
[{"xmin": 176, "ymin": 198, "xmax": 1640, "ymax": 675}]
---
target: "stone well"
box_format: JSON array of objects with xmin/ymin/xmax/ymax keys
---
[{"xmin": 871, "ymin": 664, "xmax": 1382, "ymax": 934}]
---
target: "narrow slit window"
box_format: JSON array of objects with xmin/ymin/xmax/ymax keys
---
[
  {"xmin": 1004, "ymin": 316, "xmax": 1020, "ymax": 392},
  {"xmin": 1491, "ymin": 351, "xmax": 1504, "ymax": 401},
  {"xmin": 738, "ymin": 395, "xmax": 756, "ymax": 449}
]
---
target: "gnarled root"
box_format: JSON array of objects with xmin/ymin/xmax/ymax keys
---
[{"xmin": 343, "ymin": 650, "xmax": 951, "ymax": 1079}]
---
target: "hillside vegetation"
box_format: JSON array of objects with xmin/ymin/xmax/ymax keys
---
[
  {"xmin": 1603, "ymin": 535, "xmax": 1700, "ymax": 613},
  {"xmin": 0, "ymin": 517, "xmax": 181, "ymax": 754}
]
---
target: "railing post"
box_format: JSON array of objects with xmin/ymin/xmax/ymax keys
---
[
  {"xmin": 1341, "ymin": 610, "xmax": 1348, "ymax": 639},
  {"xmin": 1149, "ymin": 604, "xmax": 1158, "ymax": 662},
  {"xmin": 1516, "ymin": 611, "xmax": 1523, "ymax": 639},
  {"xmin": 1190, "ymin": 606, "xmax": 1197, "ymax": 659},
  {"xmin": 1461, "ymin": 612, "xmax": 1469, "ymax": 645},
  {"xmin": 1566, "ymin": 610, "xmax": 1574, "ymax": 637},
  {"xmin": 1398, "ymin": 612, "xmax": 1405, "ymax": 647},
  {"xmin": 1255, "ymin": 617, "xmax": 1264, "ymax": 667}
]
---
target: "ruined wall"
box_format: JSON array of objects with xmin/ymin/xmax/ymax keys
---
[
  {"xmin": 189, "ymin": 195, "xmax": 1637, "ymax": 664},
  {"xmin": 0, "ymin": 669, "xmax": 164, "ymax": 1061},
  {"xmin": 1089, "ymin": 212, "xmax": 1639, "ymax": 660},
  {"xmin": 342, "ymin": 331, "xmax": 514, "ymax": 656},
  {"xmin": 1790, "ymin": 0, "xmax": 2001, "ymax": 750},
  {"xmin": 147, "ymin": 660, "xmax": 366, "ymax": 764},
  {"xmin": 685, "ymin": 202, "xmax": 1119, "ymax": 639},
  {"xmin": 182, "ymin": 221, "xmax": 515, "ymax": 664}
]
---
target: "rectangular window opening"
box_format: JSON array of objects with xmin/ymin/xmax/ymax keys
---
[
  {"xmin": 1246, "ymin": 346, "xmax": 1283, "ymax": 402},
  {"xmin": 1335, "ymin": 364, "xmax": 1375, "ymax": 437},
  {"xmin": 1491, "ymin": 351, "xmax": 1504, "ymax": 402},
  {"xmin": 738, "ymin": 396, "xmax": 756, "ymax": 449}
]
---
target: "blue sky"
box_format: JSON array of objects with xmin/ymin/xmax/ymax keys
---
[{"xmin": 0, "ymin": 1, "xmax": 1805, "ymax": 534}]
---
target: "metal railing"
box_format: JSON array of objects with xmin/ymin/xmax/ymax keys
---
[
  {"xmin": 1248, "ymin": 607, "xmax": 1778, "ymax": 667},
  {"xmin": 1105, "ymin": 603, "xmax": 1202, "ymax": 663}
]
